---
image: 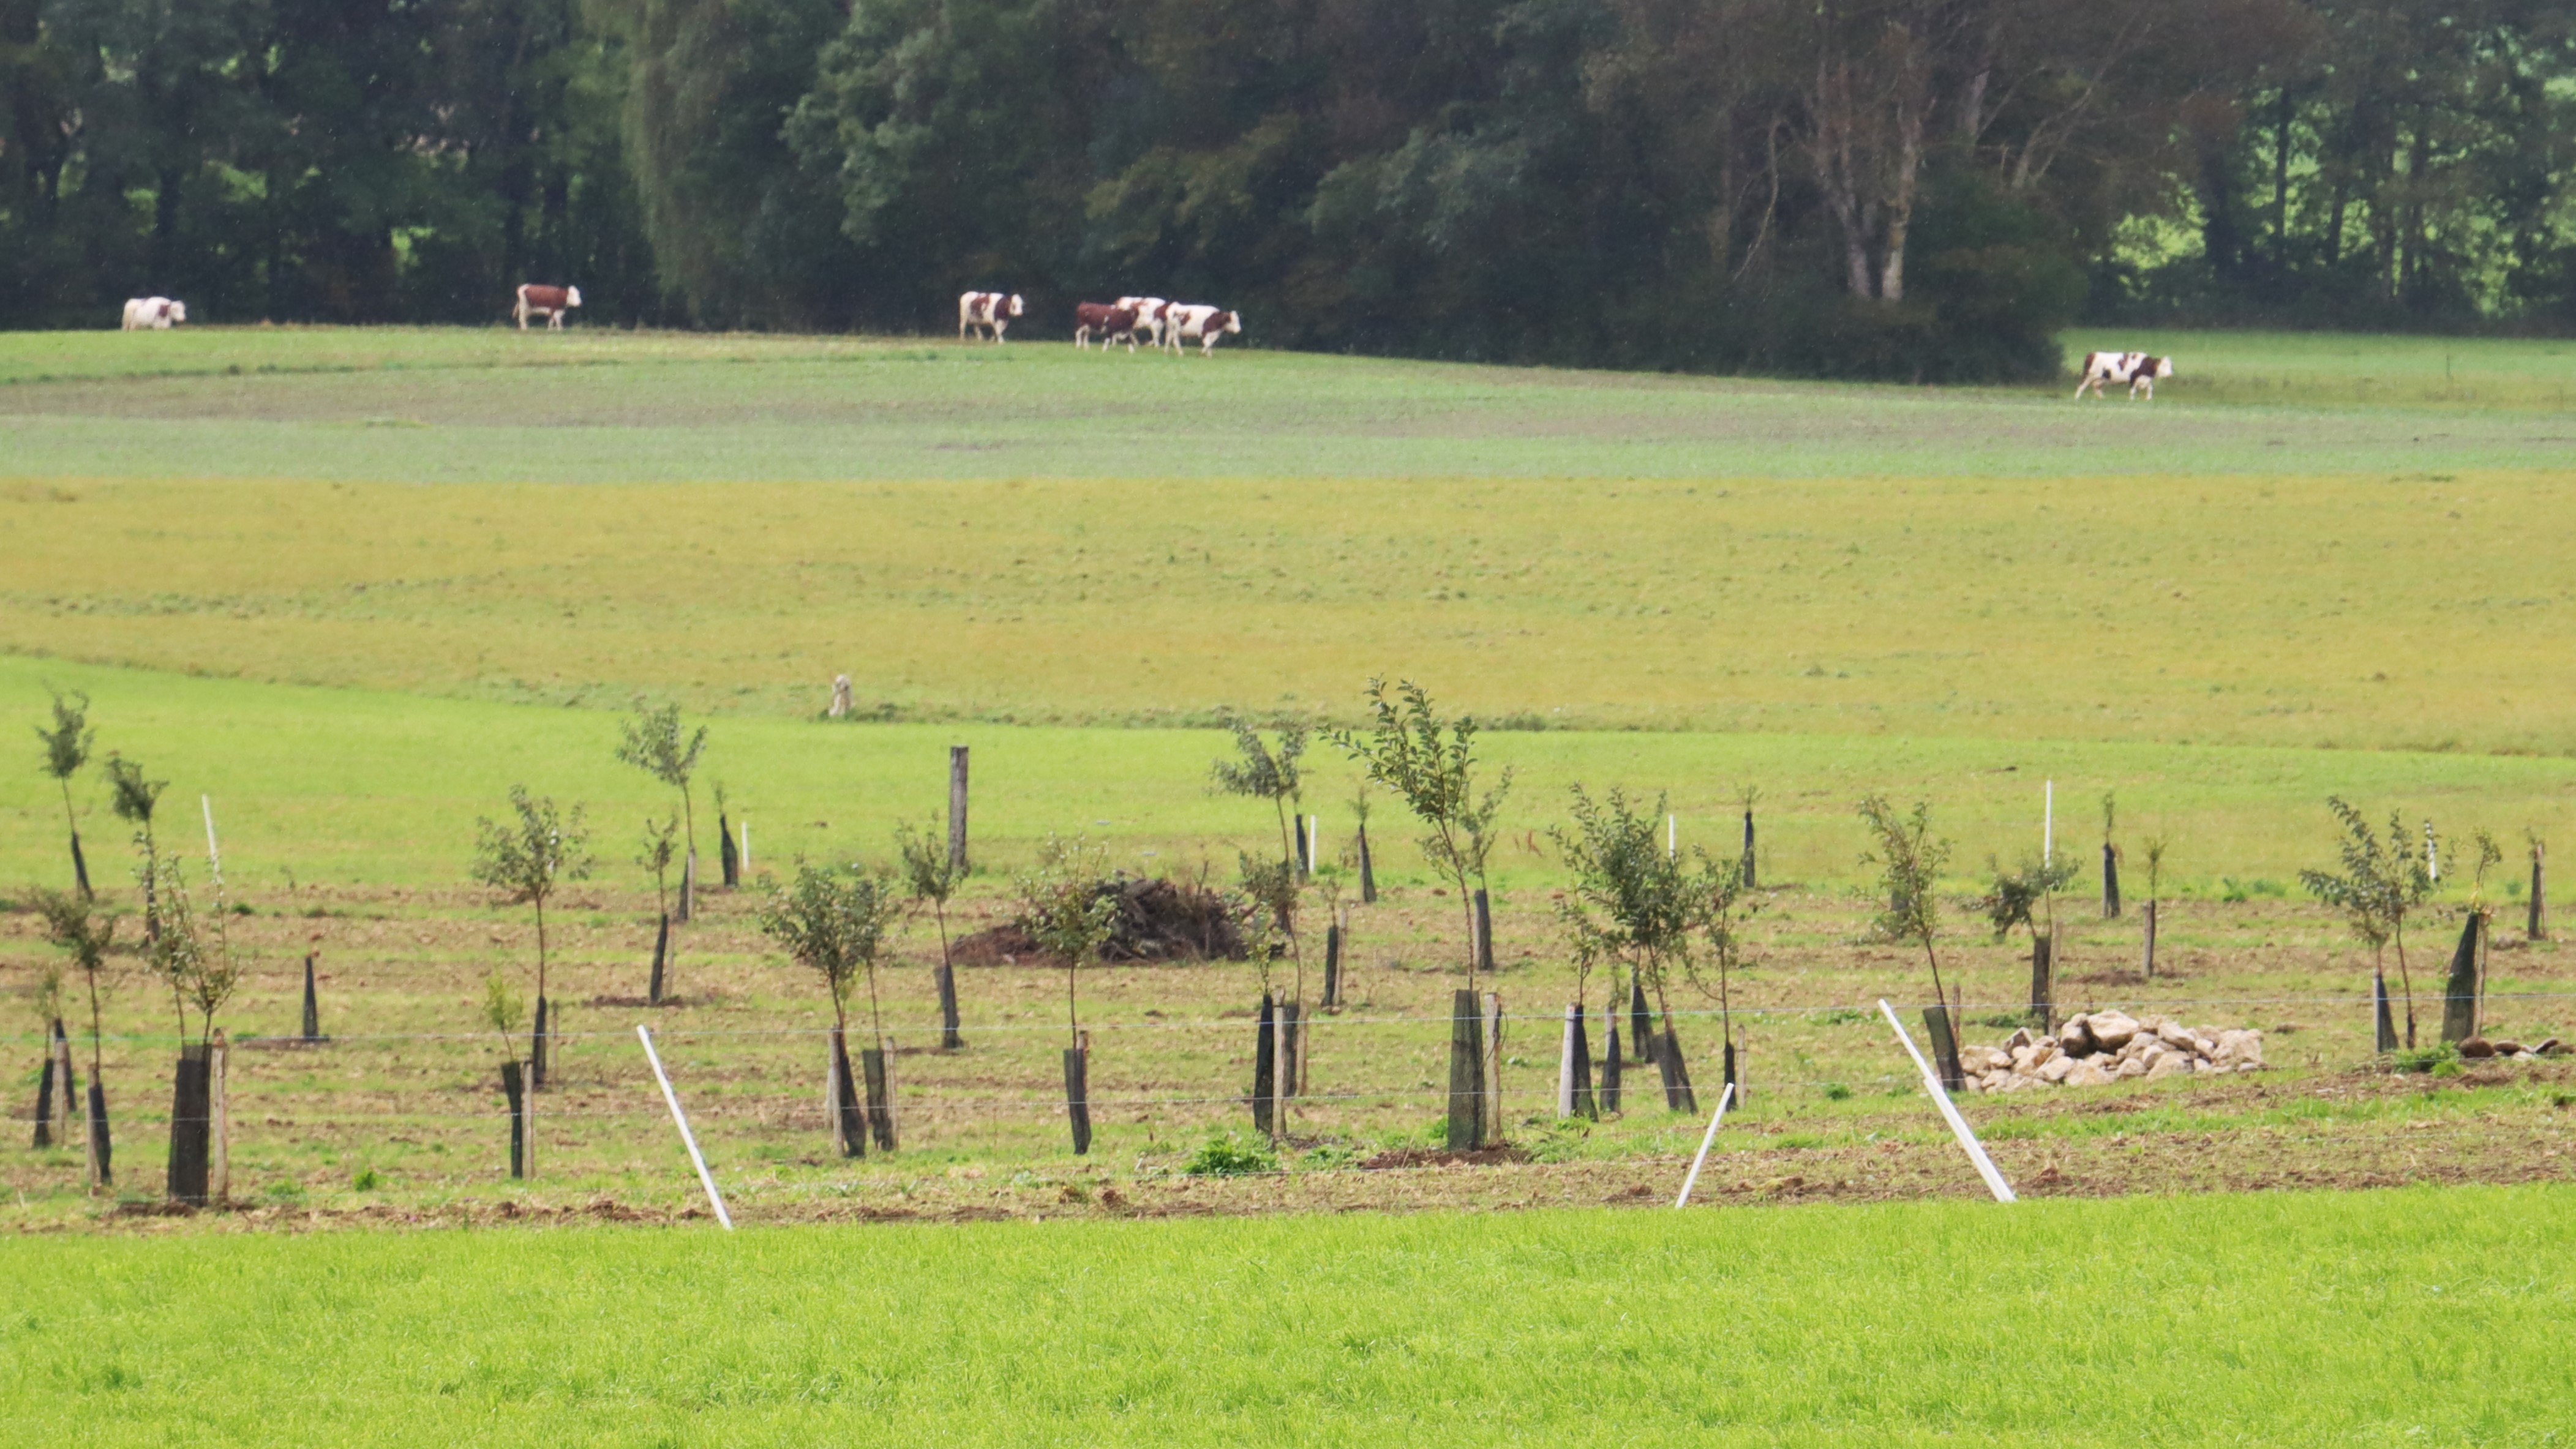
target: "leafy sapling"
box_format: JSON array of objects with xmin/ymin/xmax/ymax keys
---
[
  {"xmin": 1330, "ymin": 679, "xmax": 1511, "ymax": 989},
  {"xmin": 32, "ymin": 887, "xmax": 117, "ymax": 1185},
  {"xmin": 145, "ymin": 855, "xmax": 241, "ymax": 1047},
  {"xmin": 1858, "ymin": 795, "xmax": 1960, "ymax": 1074},
  {"xmin": 2299, "ymin": 798, "xmax": 2435, "ymax": 1049},
  {"xmin": 36, "ymin": 689, "xmax": 96, "ymax": 897},
  {"xmin": 614, "ymin": 701, "xmax": 707, "ymax": 915},
  {"xmin": 757, "ymin": 862, "xmax": 901, "ymax": 1045},
  {"xmin": 1016, "ymin": 835, "xmax": 1117, "ymax": 1045},
  {"xmin": 638, "ymin": 814, "xmax": 680, "ymax": 997},
  {"xmin": 897, "ymin": 819, "xmax": 970, "ymax": 1047},
  {"xmin": 471, "ymin": 787, "xmax": 591, "ymax": 1086},
  {"xmin": 105, "ymin": 754, "xmax": 167, "ymax": 935}
]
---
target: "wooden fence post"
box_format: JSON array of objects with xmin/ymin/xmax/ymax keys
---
[
  {"xmin": 1741, "ymin": 808, "xmax": 1756, "ymax": 890},
  {"xmin": 937, "ymin": 963, "xmax": 964, "ymax": 1049},
  {"xmin": 2102, "ymin": 842, "xmax": 2122, "ymax": 919},
  {"xmin": 1446, "ymin": 988, "xmax": 1482, "ymax": 1151},
  {"xmin": 948, "ymin": 746, "xmax": 971, "ymax": 873},
  {"xmin": 648, "ymin": 915, "xmax": 670, "ymax": 1005},
  {"xmin": 1357, "ymin": 826, "xmax": 1376, "ymax": 904},
  {"xmin": 501, "ymin": 1060, "xmax": 526, "ymax": 1178},
  {"xmin": 2028, "ymin": 935, "xmax": 2054, "ymax": 1025},
  {"xmin": 1474, "ymin": 890, "xmax": 1496, "ymax": 979},
  {"xmin": 168, "ymin": 1042, "xmax": 211, "ymax": 1206},
  {"xmin": 1064, "ymin": 1033, "xmax": 1092, "ymax": 1156},
  {"xmin": 2440, "ymin": 911, "xmax": 2484, "ymax": 1044},
  {"xmin": 1480, "ymin": 992, "xmax": 1504, "ymax": 1147},
  {"xmin": 1252, "ymin": 994, "xmax": 1277, "ymax": 1137},
  {"xmin": 209, "ymin": 1030, "xmax": 229, "ymax": 1207},
  {"xmin": 1602, "ymin": 1019, "xmax": 1623, "ymax": 1114},
  {"xmin": 1556, "ymin": 1004, "xmax": 1577, "ymax": 1118},
  {"xmin": 677, "ymin": 848, "xmax": 695, "ymax": 923},
  {"xmin": 862, "ymin": 1043, "xmax": 897, "ymax": 1151},
  {"xmin": 2142, "ymin": 899, "xmax": 2158, "ymax": 980},
  {"xmin": 301, "ymin": 953, "xmax": 323, "ymax": 1040}
]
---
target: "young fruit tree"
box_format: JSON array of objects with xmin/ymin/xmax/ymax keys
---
[
  {"xmin": 1212, "ymin": 712, "xmax": 1310, "ymax": 990},
  {"xmin": 1016, "ymin": 835, "xmax": 1117, "ymax": 1155},
  {"xmin": 2140, "ymin": 834, "xmax": 2169, "ymax": 978},
  {"xmin": 614, "ymin": 701, "xmax": 708, "ymax": 919},
  {"xmin": 756, "ymin": 861, "xmax": 903, "ymax": 1155},
  {"xmin": 143, "ymin": 855, "xmax": 242, "ymax": 1204},
  {"xmin": 470, "ymin": 787, "xmax": 591, "ymax": 1106},
  {"xmin": 1979, "ymin": 851, "xmax": 2077, "ymax": 1025},
  {"xmin": 1858, "ymin": 795, "xmax": 1964, "ymax": 1087},
  {"xmin": 638, "ymin": 814, "xmax": 680, "ymax": 1003},
  {"xmin": 2442, "ymin": 829, "xmax": 2504, "ymax": 1043},
  {"xmin": 1330, "ymin": 679, "xmax": 1511, "ymax": 1149},
  {"xmin": 104, "ymin": 754, "xmax": 166, "ymax": 937},
  {"xmin": 1552, "ymin": 785, "xmax": 1701, "ymax": 1115},
  {"xmin": 36, "ymin": 689, "xmax": 96, "ymax": 897},
  {"xmin": 2299, "ymin": 798, "xmax": 2435, "ymax": 1050},
  {"xmin": 32, "ymin": 888, "xmax": 118, "ymax": 1188},
  {"xmin": 481, "ymin": 969, "xmax": 530, "ymax": 1178},
  {"xmin": 27, "ymin": 957, "xmax": 69, "ymax": 1148},
  {"xmin": 897, "ymin": 820, "xmax": 969, "ymax": 1049}
]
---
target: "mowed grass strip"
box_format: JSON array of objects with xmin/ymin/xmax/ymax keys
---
[
  {"xmin": 2, "ymin": 328, "xmax": 2574, "ymax": 484},
  {"xmin": 8, "ymin": 466, "xmax": 2575, "ymax": 748},
  {"xmin": 1, "ymin": 1185, "xmax": 2567, "ymax": 1445},
  {"xmin": 3, "ymin": 656, "xmax": 2572, "ymax": 890}
]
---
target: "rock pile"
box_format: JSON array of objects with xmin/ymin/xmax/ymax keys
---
[{"xmin": 1962, "ymin": 1010, "xmax": 2262, "ymax": 1093}]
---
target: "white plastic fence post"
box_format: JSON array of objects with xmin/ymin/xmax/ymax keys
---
[
  {"xmin": 637, "ymin": 1025, "xmax": 734, "ymax": 1230},
  {"xmin": 2043, "ymin": 781, "xmax": 2054, "ymax": 867},
  {"xmin": 201, "ymin": 794, "xmax": 223, "ymax": 883},
  {"xmin": 1667, "ymin": 813, "xmax": 1677, "ymax": 861},
  {"xmin": 1673, "ymin": 1081, "xmax": 1737, "ymax": 1208},
  {"xmin": 1878, "ymin": 999, "xmax": 2016, "ymax": 1203}
]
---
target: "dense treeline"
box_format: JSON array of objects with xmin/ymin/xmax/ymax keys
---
[{"xmin": 3, "ymin": 0, "xmax": 2570, "ymax": 375}]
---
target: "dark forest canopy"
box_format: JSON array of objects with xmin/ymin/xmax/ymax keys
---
[{"xmin": 3, "ymin": 0, "xmax": 2571, "ymax": 378}]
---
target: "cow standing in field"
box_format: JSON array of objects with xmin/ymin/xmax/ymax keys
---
[
  {"xmin": 958, "ymin": 291, "xmax": 1024, "ymax": 343},
  {"xmin": 2074, "ymin": 351, "xmax": 2172, "ymax": 401},
  {"xmin": 121, "ymin": 298, "xmax": 186, "ymax": 329},
  {"xmin": 514, "ymin": 284, "xmax": 582, "ymax": 330},
  {"xmin": 1073, "ymin": 302, "xmax": 1141, "ymax": 351},
  {"xmin": 1115, "ymin": 297, "xmax": 1171, "ymax": 346},
  {"xmin": 1163, "ymin": 304, "xmax": 1242, "ymax": 356}
]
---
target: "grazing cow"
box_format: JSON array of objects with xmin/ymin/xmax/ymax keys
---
[
  {"xmin": 1073, "ymin": 302, "xmax": 1141, "ymax": 351},
  {"xmin": 958, "ymin": 291, "xmax": 1024, "ymax": 343},
  {"xmin": 1164, "ymin": 304, "xmax": 1243, "ymax": 356},
  {"xmin": 2074, "ymin": 350, "xmax": 2172, "ymax": 401},
  {"xmin": 514, "ymin": 283, "xmax": 582, "ymax": 330},
  {"xmin": 1114, "ymin": 296, "xmax": 1171, "ymax": 346},
  {"xmin": 121, "ymin": 298, "xmax": 186, "ymax": 330}
]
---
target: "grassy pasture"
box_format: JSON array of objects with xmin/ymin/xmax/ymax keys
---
[
  {"xmin": 2, "ymin": 326, "xmax": 2574, "ymax": 484},
  {"xmin": 3, "ymin": 1185, "xmax": 2570, "ymax": 1445}
]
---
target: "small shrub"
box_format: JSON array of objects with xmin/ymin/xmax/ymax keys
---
[
  {"xmin": 1822, "ymin": 1083, "xmax": 1853, "ymax": 1101},
  {"xmin": 351, "ymin": 1167, "xmax": 382, "ymax": 1191},
  {"xmin": 2390, "ymin": 1044, "xmax": 2460, "ymax": 1074},
  {"xmin": 1977, "ymin": 1013, "xmax": 2026, "ymax": 1029},
  {"xmin": 1183, "ymin": 1133, "xmax": 1277, "ymax": 1178},
  {"xmin": 1297, "ymin": 1142, "xmax": 1360, "ymax": 1171},
  {"xmin": 1808, "ymin": 1007, "xmax": 1870, "ymax": 1026}
]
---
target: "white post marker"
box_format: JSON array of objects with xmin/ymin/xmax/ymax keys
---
[
  {"xmin": 636, "ymin": 1025, "xmax": 734, "ymax": 1230},
  {"xmin": 1667, "ymin": 813, "xmax": 1677, "ymax": 861},
  {"xmin": 1307, "ymin": 814, "xmax": 1320, "ymax": 875},
  {"xmin": 1672, "ymin": 1081, "xmax": 1737, "ymax": 1208},
  {"xmin": 201, "ymin": 793, "xmax": 223, "ymax": 883},
  {"xmin": 740, "ymin": 818, "xmax": 751, "ymax": 879},
  {"xmin": 1878, "ymin": 999, "xmax": 2016, "ymax": 1203},
  {"xmin": 2043, "ymin": 780, "xmax": 2054, "ymax": 867}
]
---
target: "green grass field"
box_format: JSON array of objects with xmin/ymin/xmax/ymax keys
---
[{"xmin": 4, "ymin": 1185, "xmax": 2569, "ymax": 1445}]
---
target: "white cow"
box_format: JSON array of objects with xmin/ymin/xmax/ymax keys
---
[
  {"xmin": 2074, "ymin": 350, "xmax": 2172, "ymax": 401},
  {"xmin": 1114, "ymin": 296, "xmax": 1171, "ymax": 347},
  {"xmin": 958, "ymin": 291, "xmax": 1024, "ymax": 343},
  {"xmin": 121, "ymin": 298, "xmax": 186, "ymax": 330},
  {"xmin": 513, "ymin": 283, "xmax": 582, "ymax": 330},
  {"xmin": 1163, "ymin": 304, "xmax": 1242, "ymax": 356}
]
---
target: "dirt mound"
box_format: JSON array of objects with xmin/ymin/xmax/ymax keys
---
[{"xmin": 951, "ymin": 875, "xmax": 1250, "ymax": 965}]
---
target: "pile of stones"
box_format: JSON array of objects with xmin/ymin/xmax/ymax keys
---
[{"xmin": 1961, "ymin": 1010, "xmax": 2262, "ymax": 1093}]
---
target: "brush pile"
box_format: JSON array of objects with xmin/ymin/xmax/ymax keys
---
[{"xmin": 1962, "ymin": 1011, "xmax": 2262, "ymax": 1093}]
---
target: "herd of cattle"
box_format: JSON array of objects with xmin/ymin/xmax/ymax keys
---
[
  {"xmin": 109, "ymin": 286, "xmax": 2175, "ymax": 395},
  {"xmin": 959, "ymin": 291, "xmax": 1242, "ymax": 356}
]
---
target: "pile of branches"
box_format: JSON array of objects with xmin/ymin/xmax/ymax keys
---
[{"xmin": 952, "ymin": 874, "xmax": 1252, "ymax": 965}]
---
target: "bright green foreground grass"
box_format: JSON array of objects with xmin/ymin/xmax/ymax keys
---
[
  {"xmin": 2, "ymin": 1185, "xmax": 2567, "ymax": 1446},
  {"xmin": 1, "ymin": 326, "xmax": 2572, "ymax": 484},
  {"xmin": 4, "ymin": 654, "xmax": 2571, "ymax": 891}
]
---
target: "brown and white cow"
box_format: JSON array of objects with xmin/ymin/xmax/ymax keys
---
[
  {"xmin": 1163, "ymin": 304, "xmax": 1242, "ymax": 356},
  {"xmin": 514, "ymin": 283, "xmax": 582, "ymax": 330},
  {"xmin": 2074, "ymin": 350, "xmax": 2172, "ymax": 401},
  {"xmin": 958, "ymin": 291, "xmax": 1024, "ymax": 343},
  {"xmin": 1114, "ymin": 296, "xmax": 1171, "ymax": 346},
  {"xmin": 121, "ymin": 297, "xmax": 186, "ymax": 329},
  {"xmin": 1073, "ymin": 302, "xmax": 1141, "ymax": 351}
]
